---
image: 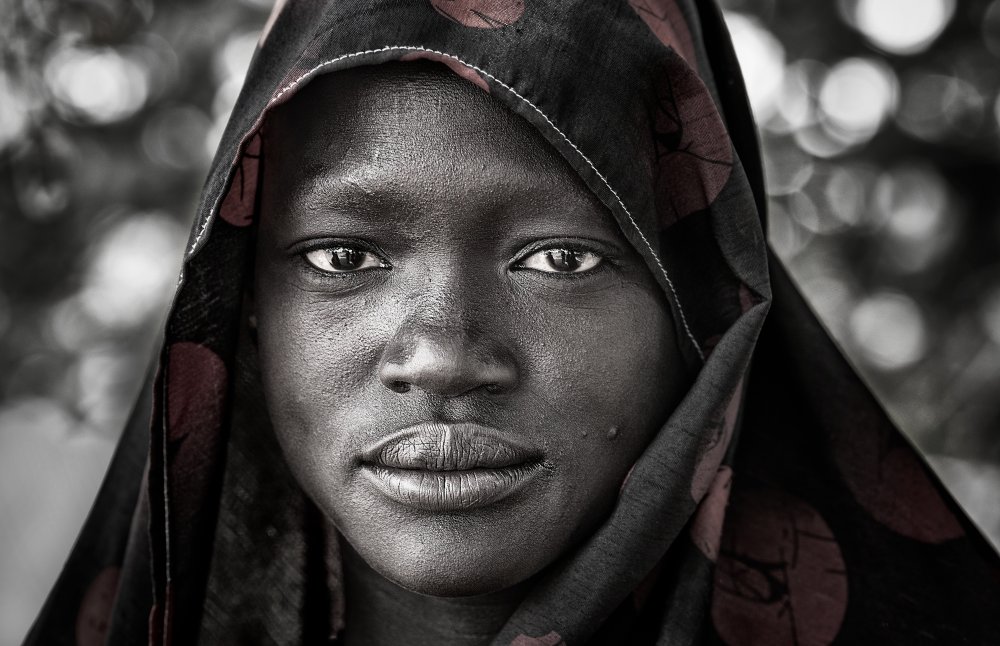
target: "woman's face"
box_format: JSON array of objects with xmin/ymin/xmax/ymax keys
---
[{"xmin": 254, "ymin": 63, "xmax": 687, "ymax": 596}]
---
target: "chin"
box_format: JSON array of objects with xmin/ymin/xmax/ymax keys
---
[
  {"xmin": 348, "ymin": 518, "xmax": 548, "ymax": 597},
  {"xmin": 383, "ymin": 561, "xmax": 520, "ymax": 598}
]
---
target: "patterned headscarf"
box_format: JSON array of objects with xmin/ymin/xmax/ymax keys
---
[{"xmin": 26, "ymin": 1, "xmax": 1000, "ymax": 645}]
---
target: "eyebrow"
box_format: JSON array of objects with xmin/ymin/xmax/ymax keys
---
[
  {"xmin": 281, "ymin": 159, "xmax": 622, "ymax": 237},
  {"xmin": 293, "ymin": 164, "xmax": 381, "ymax": 200},
  {"xmin": 287, "ymin": 166, "xmax": 417, "ymax": 222}
]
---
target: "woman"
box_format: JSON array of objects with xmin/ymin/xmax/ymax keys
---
[{"xmin": 26, "ymin": 0, "xmax": 1000, "ymax": 644}]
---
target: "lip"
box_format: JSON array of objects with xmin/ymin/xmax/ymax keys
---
[{"xmin": 359, "ymin": 422, "xmax": 544, "ymax": 511}]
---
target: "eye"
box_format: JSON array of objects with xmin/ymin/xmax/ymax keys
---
[
  {"xmin": 303, "ymin": 246, "xmax": 388, "ymax": 274},
  {"xmin": 518, "ymin": 248, "xmax": 603, "ymax": 274}
]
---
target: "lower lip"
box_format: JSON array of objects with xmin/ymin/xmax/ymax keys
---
[{"xmin": 360, "ymin": 462, "xmax": 542, "ymax": 512}]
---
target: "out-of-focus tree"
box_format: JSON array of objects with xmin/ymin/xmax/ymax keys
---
[
  {"xmin": 0, "ymin": 0, "xmax": 270, "ymax": 640},
  {"xmin": 721, "ymin": 0, "xmax": 1000, "ymax": 545}
]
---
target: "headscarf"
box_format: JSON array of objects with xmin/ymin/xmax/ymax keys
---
[{"xmin": 25, "ymin": 1, "xmax": 1000, "ymax": 644}]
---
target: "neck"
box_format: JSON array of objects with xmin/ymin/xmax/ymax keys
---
[{"xmin": 340, "ymin": 541, "xmax": 528, "ymax": 646}]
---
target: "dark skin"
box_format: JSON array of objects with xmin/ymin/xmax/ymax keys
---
[{"xmin": 253, "ymin": 62, "xmax": 688, "ymax": 645}]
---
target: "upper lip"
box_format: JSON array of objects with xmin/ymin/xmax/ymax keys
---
[{"xmin": 361, "ymin": 422, "xmax": 542, "ymax": 471}]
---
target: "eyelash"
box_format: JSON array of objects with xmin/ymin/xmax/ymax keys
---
[
  {"xmin": 511, "ymin": 242, "xmax": 610, "ymax": 278},
  {"xmin": 297, "ymin": 240, "xmax": 391, "ymax": 279},
  {"xmin": 294, "ymin": 240, "xmax": 611, "ymax": 279}
]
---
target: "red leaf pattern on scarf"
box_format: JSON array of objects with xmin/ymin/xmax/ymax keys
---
[
  {"xmin": 510, "ymin": 631, "xmax": 565, "ymax": 646},
  {"xmin": 739, "ymin": 283, "xmax": 759, "ymax": 313},
  {"xmin": 713, "ymin": 488, "xmax": 848, "ymax": 646},
  {"xmin": 831, "ymin": 421, "xmax": 964, "ymax": 543},
  {"xmin": 166, "ymin": 342, "xmax": 227, "ymax": 542},
  {"xmin": 430, "ymin": 0, "xmax": 525, "ymax": 28},
  {"xmin": 219, "ymin": 132, "xmax": 260, "ymax": 227},
  {"xmin": 628, "ymin": 0, "xmax": 696, "ymax": 64},
  {"xmin": 75, "ymin": 567, "xmax": 120, "ymax": 646},
  {"xmin": 691, "ymin": 381, "xmax": 741, "ymax": 500},
  {"xmin": 690, "ymin": 465, "xmax": 733, "ymax": 561},
  {"xmin": 653, "ymin": 68, "xmax": 733, "ymax": 223}
]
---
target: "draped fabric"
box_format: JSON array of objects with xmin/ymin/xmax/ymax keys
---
[{"xmin": 25, "ymin": 1, "xmax": 1000, "ymax": 645}]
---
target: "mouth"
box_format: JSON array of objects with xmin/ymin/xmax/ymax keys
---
[{"xmin": 359, "ymin": 422, "xmax": 545, "ymax": 512}]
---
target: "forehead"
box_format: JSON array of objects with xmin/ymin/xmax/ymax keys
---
[
  {"xmin": 261, "ymin": 62, "xmax": 618, "ymax": 233},
  {"xmin": 268, "ymin": 62, "xmax": 553, "ymax": 171}
]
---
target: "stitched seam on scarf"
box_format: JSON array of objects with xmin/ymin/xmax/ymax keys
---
[{"xmin": 202, "ymin": 44, "xmax": 705, "ymax": 362}]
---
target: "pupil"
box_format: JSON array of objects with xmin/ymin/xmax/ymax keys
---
[
  {"xmin": 330, "ymin": 247, "xmax": 361, "ymax": 269},
  {"xmin": 546, "ymin": 249, "xmax": 580, "ymax": 271}
]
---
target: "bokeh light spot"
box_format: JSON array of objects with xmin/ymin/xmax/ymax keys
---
[
  {"xmin": 763, "ymin": 141, "xmax": 814, "ymax": 196},
  {"xmin": 876, "ymin": 165, "xmax": 948, "ymax": 241},
  {"xmin": 47, "ymin": 297, "xmax": 100, "ymax": 353},
  {"xmin": 79, "ymin": 213, "xmax": 187, "ymax": 329},
  {"xmin": 823, "ymin": 163, "xmax": 874, "ymax": 227},
  {"xmin": 787, "ymin": 191, "xmax": 823, "ymax": 234},
  {"xmin": 44, "ymin": 46, "xmax": 149, "ymax": 124},
  {"xmin": 214, "ymin": 31, "xmax": 259, "ymax": 85},
  {"xmin": 0, "ymin": 72, "xmax": 31, "ymax": 151},
  {"xmin": 768, "ymin": 198, "xmax": 814, "ymax": 258},
  {"xmin": 724, "ymin": 12, "xmax": 785, "ymax": 121},
  {"xmin": 74, "ymin": 348, "xmax": 136, "ymax": 432},
  {"xmin": 873, "ymin": 165, "xmax": 956, "ymax": 273},
  {"xmin": 794, "ymin": 123, "xmax": 852, "ymax": 158},
  {"xmin": 765, "ymin": 59, "xmax": 822, "ymax": 134},
  {"xmin": 849, "ymin": 291, "xmax": 928, "ymax": 370},
  {"xmin": 801, "ymin": 275, "xmax": 855, "ymax": 337},
  {"xmin": 819, "ymin": 58, "xmax": 898, "ymax": 146},
  {"xmin": 141, "ymin": 105, "xmax": 212, "ymax": 170},
  {"xmin": 850, "ymin": 0, "xmax": 955, "ymax": 55},
  {"xmin": 897, "ymin": 72, "xmax": 985, "ymax": 142}
]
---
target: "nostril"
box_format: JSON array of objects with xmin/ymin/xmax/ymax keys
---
[
  {"xmin": 378, "ymin": 335, "xmax": 518, "ymax": 397},
  {"xmin": 389, "ymin": 380, "xmax": 412, "ymax": 394}
]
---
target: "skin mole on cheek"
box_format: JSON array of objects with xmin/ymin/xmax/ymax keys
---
[{"xmin": 607, "ymin": 426, "xmax": 619, "ymax": 441}]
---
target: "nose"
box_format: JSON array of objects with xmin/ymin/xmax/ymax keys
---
[{"xmin": 378, "ymin": 321, "xmax": 518, "ymax": 397}]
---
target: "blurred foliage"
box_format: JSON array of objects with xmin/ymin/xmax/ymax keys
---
[
  {"xmin": 0, "ymin": 0, "xmax": 998, "ymax": 642},
  {"xmin": 722, "ymin": 0, "xmax": 1000, "ymax": 465},
  {"xmin": 0, "ymin": 0, "xmax": 270, "ymax": 640},
  {"xmin": 0, "ymin": 0, "xmax": 270, "ymax": 440}
]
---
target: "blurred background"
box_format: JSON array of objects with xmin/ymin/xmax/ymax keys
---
[{"xmin": 0, "ymin": 0, "xmax": 997, "ymax": 642}]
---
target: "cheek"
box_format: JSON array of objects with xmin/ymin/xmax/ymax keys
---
[
  {"xmin": 519, "ymin": 284, "xmax": 680, "ymax": 500},
  {"xmin": 253, "ymin": 272, "xmax": 385, "ymax": 482},
  {"xmin": 526, "ymin": 283, "xmax": 675, "ymax": 420}
]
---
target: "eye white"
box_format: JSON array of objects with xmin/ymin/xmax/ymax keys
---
[
  {"xmin": 304, "ymin": 247, "xmax": 386, "ymax": 273},
  {"xmin": 518, "ymin": 248, "xmax": 603, "ymax": 274}
]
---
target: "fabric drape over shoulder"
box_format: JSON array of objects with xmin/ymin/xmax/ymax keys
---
[{"xmin": 26, "ymin": 1, "xmax": 1000, "ymax": 645}]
